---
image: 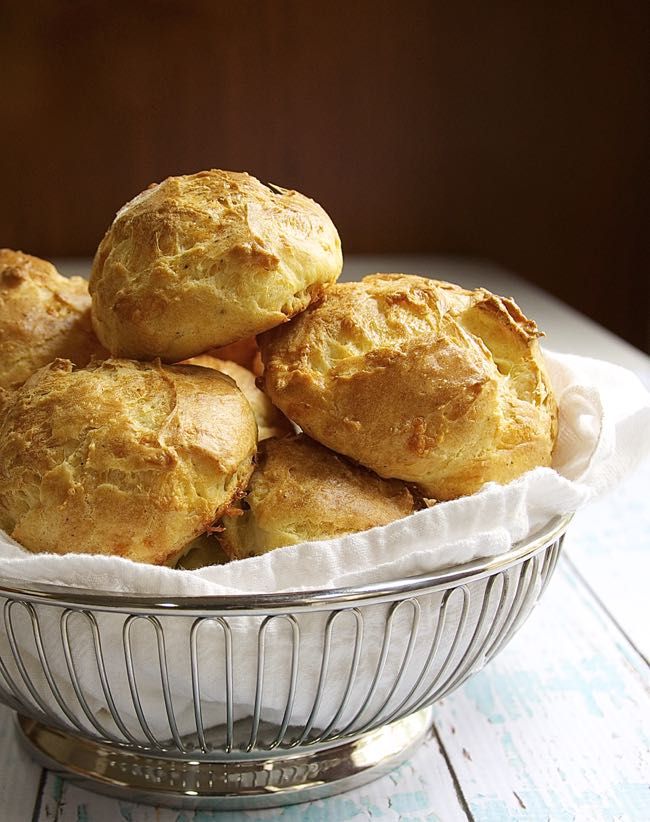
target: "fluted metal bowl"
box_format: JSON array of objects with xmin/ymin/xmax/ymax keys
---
[{"xmin": 0, "ymin": 514, "xmax": 570, "ymax": 810}]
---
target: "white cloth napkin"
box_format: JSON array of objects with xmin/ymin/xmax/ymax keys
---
[{"xmin": 0, "ymin": 350, "xmax": 647, "ymax": 740}]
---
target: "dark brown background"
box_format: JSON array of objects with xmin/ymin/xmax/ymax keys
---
[{"xmin": 1, "ymin": 1, "xmax": 648, "ymax": 350}]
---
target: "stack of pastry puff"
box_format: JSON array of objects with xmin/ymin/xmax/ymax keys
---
[{"xmin": 0, "ymin": 170, "xmax": 557, "ymax": 569}]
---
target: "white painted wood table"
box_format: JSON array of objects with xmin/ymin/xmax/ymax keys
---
[{"xmin": 0, "ymin": 256, "xmax": 648, "ymax": 821}]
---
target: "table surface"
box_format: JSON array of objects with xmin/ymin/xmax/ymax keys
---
[{"xmin": 0, "ymin": 255, "xmax": 648, "ymax": 821}]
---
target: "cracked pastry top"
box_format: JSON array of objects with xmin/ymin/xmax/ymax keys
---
[
  {"xmin": 0, "ymin": 358, "xmax": 257, "ymax": 564},
  {"xmin": 259, "ymin": 274, "xmax": 558, "ymax": 500},
  {"xmin": 0, "ymin": 249, "xmax": 106, "ymax": 389},
  {"xmin": 89, "ymin": 169, "xmax": 342, "ymax": 362},
  {"xmin": 220, "ymin": 433, "xmax": 421, "ymax": 558}
]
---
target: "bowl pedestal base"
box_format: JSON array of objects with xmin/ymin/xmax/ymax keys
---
[{"xmin": 16, "ymin": 708, "xmax": 434, "ymax": 810}]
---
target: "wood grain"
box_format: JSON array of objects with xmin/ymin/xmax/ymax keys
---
[
  {"xmin": 0, "ymin": 2, "xmax": 648, "ymax": 350},
  {"xmin": 434, "ymin": 557, "xmax": 650, "ymax": 820},
  {"xmin": 563, "ymin": 458, "xmax": 650, "ymax": 663}
]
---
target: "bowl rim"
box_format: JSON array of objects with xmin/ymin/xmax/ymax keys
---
[{"xmin": 0, "ymin": 514, "xmax": 572, "ymax": 614}]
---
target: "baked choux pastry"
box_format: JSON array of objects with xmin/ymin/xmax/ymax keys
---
[
  {"xmin": 0, "ymin": 249, "xmax": 106, "ymax": 389},
  {"xmin": 210, "ymin": 336, "xmax": 262, "ymax": 376},
  {"xmin": 259, "ymin": 275, "xmax": 558, "ymax": 500},
  {"xmin": 90, "ymin": 170, "xmax": 343, "ymax": 362},
  {"xmin": 183, "ymin": 354, "xmax": 292, "ymax": 440},
  {"xmin": 0, "ymin": 358, "xmax": 257, "ymax": 564},
  {"xmin": 220, "ymin": 433, "xmax": 421, "ymax": 558}
]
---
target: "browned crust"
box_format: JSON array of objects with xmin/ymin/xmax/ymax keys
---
[
  {"xmin": 259, "ymin": 274, "xmax": 557, "ymax": 500},
  {"xmin": 0, "ymin": 358, "xmax": 257, "ymax": 564},
  {"xmin": 181, "ymin": 354, "xmax": 292, "ymax": 441},
  {"xmin": 220, "ymin": 433, "xmax": 422, "ymax": 558},
  {"xmin": 89, "ymin": 170, "xmax": 343, "ymax": 362},
  {"xmin": 0, "ymin": 249, "xmax": 107, "ymax": 389}
]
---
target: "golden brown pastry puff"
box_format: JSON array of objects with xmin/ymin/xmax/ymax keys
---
[
  {"xmin": 0, "ymin": 358, "xmax": 257, "ymax": 564},
  {"xmin": 0, "ymin": 249, "xmax": 106, "ymax": 389},
  {"xmin": 259, "ymin": 275, "xmax": 558, "ymax": 501},
  {"xmin": 210, "ymin": 336, "xmax": 262, "ymax": 376},
  {"xmin": 183, "ymin": 354, "xmax": 292, "ymax": 440},
  {"xmin": 220, "ymin": 433, "xmax": 421, "ymax": 559},
  {"xmin": 89, "ymin": 170, "xmax": 343, "ymax": 362}
]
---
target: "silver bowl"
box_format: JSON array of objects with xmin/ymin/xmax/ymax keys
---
[{"xmin": 0, "ymin": 514, "xmax": 570, "ymax": 810}]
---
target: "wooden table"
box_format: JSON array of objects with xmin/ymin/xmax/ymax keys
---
[{"xmin": 1, "ymin": 256, "xmax": 648, "ymax": 821}]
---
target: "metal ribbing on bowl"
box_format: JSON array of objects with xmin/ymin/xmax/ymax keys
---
[{"xmin": 0, "ymin": 521, "xmax": 568, "ymax": 781}]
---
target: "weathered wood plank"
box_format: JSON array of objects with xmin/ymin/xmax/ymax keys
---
[
  {"xmin": 38, "ymin": 731, "xmax": 469, "ymax": 822},
  {"xmin": 563, "ymin": 458, "xmax": 650, "ymax": 662},
  {"xmin": 434, "ymin": 556, "xmax": 650, "ymax": 821},
  {"xmin": 0, "ymin": 702, "xmax": 44, "ymax": 822}
]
